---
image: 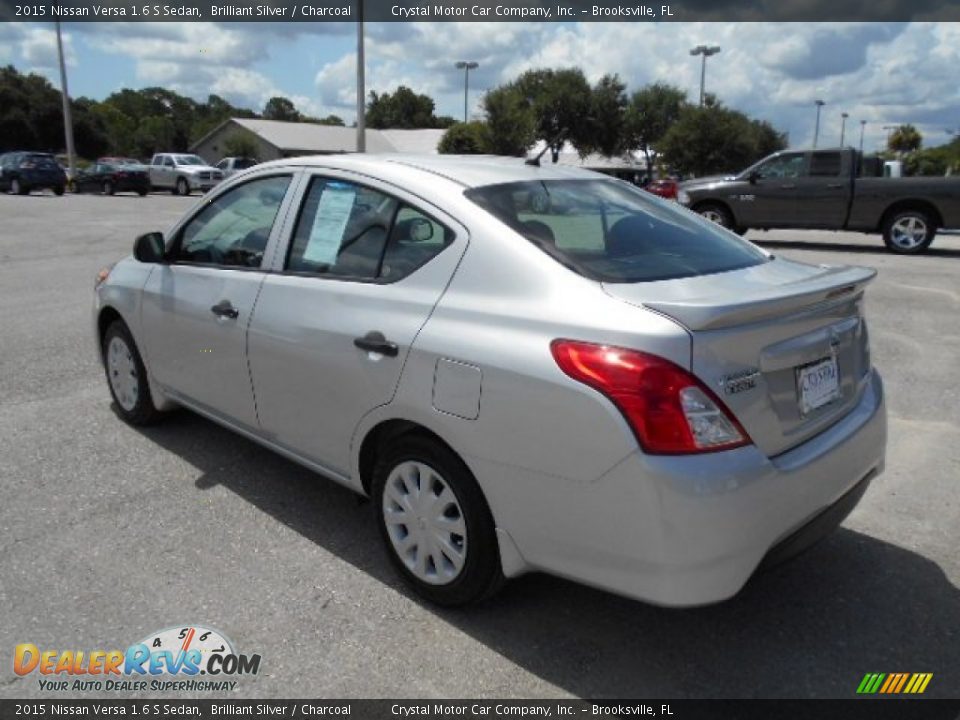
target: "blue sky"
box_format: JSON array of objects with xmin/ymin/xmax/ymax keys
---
[{"xmin": 2, "ymin": 21, "xmax": 959, "ymax": 150}]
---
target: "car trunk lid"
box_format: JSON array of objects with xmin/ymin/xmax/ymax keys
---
[{"xmin": 602, "ymin": 257, "xmax": 876, "ymax": 457}]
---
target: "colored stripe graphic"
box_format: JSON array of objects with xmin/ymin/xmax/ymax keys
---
[{"xmin": 857, "ymin": 672, "xmax": 932, "ymax": 694}]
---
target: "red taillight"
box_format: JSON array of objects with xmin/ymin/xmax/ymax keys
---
[{"xmin": 550, "ymin": 340, "xmax": 751, "ymax": 455}]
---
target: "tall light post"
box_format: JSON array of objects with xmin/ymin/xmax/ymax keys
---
[
  {"xmin": 455, "ymin": 61, "xmax": 479, "ymax": 123},
  {"xmin": 689, "ymin": 45, "xmax": 720, "ymax": 107},
  {"xmin": 54, "ymin": 21, "xmax": 76, "ymax": 181},
  {"xmin": 355, "ymin": 0, "xmax": 365, "ymax": 153},
  {"xmin": 812, "ymin": 100, "xmax": 825, "ymax": 148},
  {"xmin": 859, "ymin": 120, "xmax": 867, "ymax": 154},
  {"xmin": 840, "ymin": 112, "xmax": 849, "ymax": 146}
]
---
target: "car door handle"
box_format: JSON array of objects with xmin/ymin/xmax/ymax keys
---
[
  {"xmin": 354, "ymin": 331, "xmax": 399, "ymax": 357},
  {"xmin": 779, "ymin": 184, "xmax": 797, "ymax": 189},
  {"xmin": 210, "ymin": 300, "xmax": 239, "ymax": 319},
  {"xmin": 827, "ymin": 183, "xmax": 845, "ymax": 189}
]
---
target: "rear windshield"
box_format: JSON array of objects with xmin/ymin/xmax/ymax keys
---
[
  {"xmin": 465, "ymin": 179, "xmax": 767, "ymax": 283},
  {"xmin": 234, "ymin": 158, "xmax": 257, "ymax": 170}
]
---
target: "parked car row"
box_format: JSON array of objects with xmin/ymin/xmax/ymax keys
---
[{"xmin": 1, "ymin": 151, "xmax": 258, "ymax": 196}]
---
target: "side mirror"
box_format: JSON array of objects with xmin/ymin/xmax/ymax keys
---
[
  {"xmin": 748, "ymin": 171, "xmax": 761, "ymax": 184},
  {"xmin": 133, "ymin": 232, "xmax": 165, "ymax": 263},
  {"xmin": 408, "ymin": 217, "xmax": 435, "ymax": 242}
]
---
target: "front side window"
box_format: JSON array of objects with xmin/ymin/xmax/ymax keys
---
[
  {"xmin": 809, "ymin": 152, "xmax": 843, "ymax": 177},
  {"xmin": 286, "ymin": 177, "xmax": 453, "ymax": 281},
  {"xmin": 173, "ymin": 174, "xmax": 291, "ymax": 268},
  {"xmin": 754, "ymin": 153, "xmax": 807, "ymax": 179},
  {"xmin": 466, "ymin": 179, "xmax": 767, "ymax": 283},
  {"xmin": 175, "ymin": 155, "xmax": 206, "ymax": 166}
]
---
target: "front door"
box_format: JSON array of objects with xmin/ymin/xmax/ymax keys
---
[
  {"xmin": 140, "ymin": 173, "xmax": 296, "ymax": 427},
  {"xmin": 736, "ymin": 151, "xmax": 808, "ymax": 227},
  {"xmin": 247, "ymin": 173, "xmax": 466, "ymax": 475}
]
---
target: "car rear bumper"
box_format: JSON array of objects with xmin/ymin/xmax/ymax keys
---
[{"xmin": 482, "ymin": 369, "xmax": 886, "ymax": 607}]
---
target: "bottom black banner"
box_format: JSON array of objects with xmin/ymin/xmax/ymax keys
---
[{"xmin": 1, "ymin": 700, "xmax": 959, "ymax": 720}]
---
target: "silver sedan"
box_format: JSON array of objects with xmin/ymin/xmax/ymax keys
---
[{"xmin": 93, "ymin": 155, "xmax": 886, "ymax": 607}]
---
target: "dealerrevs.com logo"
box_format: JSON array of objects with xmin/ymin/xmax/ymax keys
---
[{"xmin": 14, "ymin": 625, "xmax": 261, "ymax": 692}]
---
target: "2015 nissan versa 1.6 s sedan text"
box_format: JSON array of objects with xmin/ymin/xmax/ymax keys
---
[{"xmin": 93, "ymin": 155, "xmax": 887, "ymax": 607}]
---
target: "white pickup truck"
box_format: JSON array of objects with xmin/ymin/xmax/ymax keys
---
[{"xmin": 148, "ymin": 153, "xmax": 224, "ymax": 196}]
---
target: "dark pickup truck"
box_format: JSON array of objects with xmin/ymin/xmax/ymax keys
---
[{"xmin": 678, "ymin": 147, "xmax": 960, "ymax": 253}]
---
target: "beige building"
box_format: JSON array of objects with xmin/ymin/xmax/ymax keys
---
[{"xmin": 190, "ymin": 118, "xmax": 447, "ymax": 163}]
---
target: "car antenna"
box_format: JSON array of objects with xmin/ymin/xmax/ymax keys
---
[{"xmin": 526, "ymin": 129, "xmax": 567, "ymax": 167}]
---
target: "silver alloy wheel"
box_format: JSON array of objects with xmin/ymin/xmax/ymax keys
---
[
  {"xmin": 890, "ymin": 215, "xmax": 928, "ymax": 250},
  {"xmin": 382, "ymin": 460, "xmax": 467, "ymax": 585},
  {"xmin": 177, "ymin": 178, "xmax": 188, "ymax": 195},
  {"xmin": 701, "ymin": 208, "xmax": 725, "ymax": 225},
  {"xmin": 107, "ymin": 336, "xmax": 140, "ymax": 412}
]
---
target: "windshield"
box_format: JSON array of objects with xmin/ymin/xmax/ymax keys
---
[
  {"xmin": 465, "ymin": 179, "xmax": 768, "ymax": 283},
  {"xmin": 175, "ymin": 155, "xmax": 207, "ymax": 166}
]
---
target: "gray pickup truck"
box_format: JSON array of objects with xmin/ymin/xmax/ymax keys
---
[{"xmin": 678, "ymin": 147, "xmax": 960, "ymax": 253}]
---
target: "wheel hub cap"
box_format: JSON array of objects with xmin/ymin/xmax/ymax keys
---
[
  {"xmin": 891, "ymin": 216, "xmax": 927, "ymax": 249},
  {"xmin": 107, "ymin": 337, "xmax": 139, "ymax": 412},
  {"xmin": 382, "ymin": 461, "xmax": 467, "ymax": 585}
]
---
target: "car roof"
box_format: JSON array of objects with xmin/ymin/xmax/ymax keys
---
[{"xmin": 260, "ymin": 153, "xmax": 602, "ymax": 189}]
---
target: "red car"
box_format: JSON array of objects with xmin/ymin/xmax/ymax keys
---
[{"xmin": 643, "ymin": 178, "xmax": 679, "ymax": 200}]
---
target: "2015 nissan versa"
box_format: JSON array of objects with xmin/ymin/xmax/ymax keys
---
[{"xmin": 93, "ymin": 155, "xmax": 887, "ymax": 607}]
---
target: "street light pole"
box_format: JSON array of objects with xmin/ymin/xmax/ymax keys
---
[
  {"xmin": 813, "ymin": 100, "xmax": 825, "ymax": 148},
  {"xmin": 54, "ymin": 21, "xmax": 76, "ymax": 182},
  {"xmin": 859, "ymin": 120, "xmax": 867, "ymax": 154},
  {"xmin": 689, "ymin": 45, "xmax": 720, "ymax": 107},
  {"xmin": 840, "ymin": 112, "xmax": 849, "ymax": 146},
  {"xmin": 455, "ymin": 61, "xmax": 479, "ymax": 123},
  {"xmin": 355, "ymin": 0, "xmax": 365, "ymax": 153}
]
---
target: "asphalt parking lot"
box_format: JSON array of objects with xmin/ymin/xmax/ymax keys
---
[{"xmin": 1, "ymin": 191, "xmax": 958, "ymax": 700}]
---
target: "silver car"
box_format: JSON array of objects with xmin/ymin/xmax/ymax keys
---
[{"xmin": 93, "ymin": 155, "xmax": 886, "ymax": 607}]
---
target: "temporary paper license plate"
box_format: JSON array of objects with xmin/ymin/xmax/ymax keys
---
[{"xmin": 797, "ymin": 356, "xmax": 840, "ymax": 415}]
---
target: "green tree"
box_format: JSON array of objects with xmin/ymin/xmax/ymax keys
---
[
  {"xmin": 481, "ymin": 84, "xmax": 536, "ymax": 156},
  {"xmin": 437, "ymin": 121, "xmax": 489, "ymax": 154},
  {"xmin": 658, "ymin": 101, "xmax": 787, "ymax": 177},
  {"xmin": 366, "ymin": 86, "xmax": 441, "ymax": 129},
  {"xmin": 316, "ymin": 114, "xmax": 345, "ymax": 126},
  {"xmin": 624, "ymin": 83, "xmax": 688, "ymax": 174},
  {"xmin": 263, "ymin": 96, "xmax": 301, "ymax": 122},
  {"xmin": 513, "ymin": 68, "xmax": 593, "ymax": 159},
  {"xmin": 583, "ymin": 74, "xmax": 628, "ymax": 158},
  {"xmin": 223, "ymin": 132, "xmax": 259, "ymax": 159},
  {"xmin": 888, "ymin": 124, "xmax": 922, "ymax": 156}
]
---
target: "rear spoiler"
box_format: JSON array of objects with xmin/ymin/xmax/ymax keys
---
[{"xmin": 642, "ymin": 265, "xmax": 877, "ymax": 331}]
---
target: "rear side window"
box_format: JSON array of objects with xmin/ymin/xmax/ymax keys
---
[
  {"xmin": 809, "ymin": 152, "xmax": 843, "ymax": 177},
  {"xmin": 286, "ymin": 177, "xmax": 453, "ymax": 281},
  {"xmin": 465, "ymin": 179, "xmax": 767, "ymax": 283}
]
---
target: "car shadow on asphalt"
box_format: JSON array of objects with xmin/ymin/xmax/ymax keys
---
[
  {"xmin": 137, "ymin": 410, "xmax": 960, "ymax": 699},
  {"xmin": 752, "ymin": 238, "xmax": 960, "ymax": 258}
]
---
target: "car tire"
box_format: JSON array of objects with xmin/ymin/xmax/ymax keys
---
[
  {"xmin": 102, "ymin": 320, "xmax": 161, "ymax": 426},
  {"xmin": 882, "ymin": 209, "xmax": 936, "ymax": 254},
  {"xmin": 695, "ymin": 202, "xmax": 737, "ymax": 231},
  {"xmin": 53, "ymin": 185, "xmax": 65, "ymax": 196},
  {"xmin": 176, "ymin": 177, "xmax": 190, "ymax": 196},
  {"xmin": 137, "ymin": 189, "xmax": 148, "ymax": 197},
  {"xmin": 12, "ymin": 178, "xmax": 27, "ymax": 195},
  {"xmin": 103, "ymin": 181, "xmax": 115, "ymax": 196},
  {"xmin": 372, "ymin": 434, "xmax": 504, "ymax": 606}
]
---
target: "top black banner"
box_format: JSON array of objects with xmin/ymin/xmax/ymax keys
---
[{"xmin": 2, "ymin": 0, "xmax": 960, "ymax": 21}]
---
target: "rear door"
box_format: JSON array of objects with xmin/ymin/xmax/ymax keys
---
[
  {"xmin": 789, "ymin": 151, "xmax": 851, "ymax": 228},
  {"xmin": 140, "ymin": 172, "xmax": 298, "ymax": 427},
  {"xmin": 247, "ymin": 172, "xmax": 467, "ymax": 476}
]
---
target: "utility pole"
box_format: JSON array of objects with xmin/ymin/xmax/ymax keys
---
[
  {"xmin": 813, "ymin": 100, "xmax": 825, "ymax": 148},
  {"xmin": 859, "ymin": 120, "xmax": 867, "ymax": 154},
  {"xmin": 55, "ymin": 21, "xmax": 76, "ymax": 182},
  {"xmin": 840, "ymin": 112, "xmax": 849, "ymax": 146},
  {"xmin": 355, "ymin": 0, "xmax": 365, "ymax": 152},
  {"xmin": 689, "ymin": 45, "xmax": 721, "ymax": 107},
  {"xmin": 455, "ymin": 61, "xmax": 479, "ymax": 123}
]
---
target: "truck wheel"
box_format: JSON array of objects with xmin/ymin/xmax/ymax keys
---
[
  {"xmin": 696, "ymin": 202, "xmax": 742, "ymax": 233},
  {"xmin": 176, "ymin": 177, "xmax": 190, "ymax": 196},
  {"xmin": 103, "ymin": 180, "xmax": 115, "ymax": 196},
  {"xmin": 883, "ymin": 210, "xmax": 936, "ymax": 254}
]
